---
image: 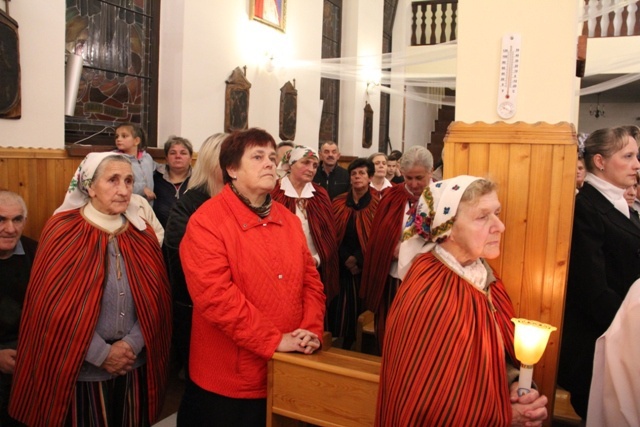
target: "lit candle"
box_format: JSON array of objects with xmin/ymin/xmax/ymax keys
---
[{"xmin": 511, "ymin": 318, "xmax": 557, "ymax": 396}]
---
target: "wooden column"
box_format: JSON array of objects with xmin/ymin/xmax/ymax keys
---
[{"xmin": 444, "ymin": 121, "xmax": 577, "ymax": 422}]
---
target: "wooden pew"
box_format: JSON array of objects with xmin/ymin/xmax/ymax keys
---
[{"xmin": 267, "ymin": 348, "xmax": 381, "ymax": 427}]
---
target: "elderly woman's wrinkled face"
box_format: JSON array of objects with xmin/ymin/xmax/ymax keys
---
[
  {"xmin": 88, "ymin": 161, "xmax": 133, "ymax": 215},
  {"xmin": 402, "ymin": 165, "xmax": 432, "ymax": 197},
  {"xmin": 228, "ymin": 145, "xmax": 277, "ymax": 196},
  {"xmin": 290, "ymin": 157, "xmax": 319, "ymax": 184},
  {"xmin": 446, "ymin": 191, "xmax": 505, "ymax": 265}
]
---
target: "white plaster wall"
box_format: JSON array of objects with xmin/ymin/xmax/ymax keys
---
[
  {"xmin": 578, "ymin": 102, "xmax": 640, "ymax": 134},
  {"xmin": 0, "ymin": 1, "xmax": 64, "ymax": 148},
  {"xmin": 159, "ymin": 1, "xmax": 323, "ymax": 150},
  {"xmin": 157, "ymin": 2, "xmax": 186, "ymax": 143},
  {"xmin": 388, "ymin": 0, "xmax": 411, "ymax": 153},
  {"xmin": 339, "ymin": 0, "xmax": 384, "ymax": 158},
  {"xmin": 404, "ymin": 87, "xmax": 438, "ymax": 149},
  {"xmin": 455, "ymin": 0, "xmax": 582, "ymax": 124}
]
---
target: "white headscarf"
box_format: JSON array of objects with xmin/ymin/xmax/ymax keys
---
[
  {"xmin": 55, "ymin": 152, "xmax": 147, "ymax": 230},
  {"xmin": 398, "ymin": 175, "xmax": 482, "ymax": 279},
  {"xmin": 276, "ymin": 145, "xmax": 319, "ymax": 176}
]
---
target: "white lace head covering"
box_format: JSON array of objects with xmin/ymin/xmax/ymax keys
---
[
  {"xmin": 276, "ymin": 145, "xmax": 319, "ymax": 175},
  {"xmin": 398, "ymin": 175, "xmax": 482, "ymax": 279},
  {"xmin": 54, "ymin": 152, "xmax": 147, "ymax": 230}
]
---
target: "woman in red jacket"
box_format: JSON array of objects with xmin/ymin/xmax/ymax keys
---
[{"xmin": 178, "ymin": 128, "xmax": 326, "ymax": 426}]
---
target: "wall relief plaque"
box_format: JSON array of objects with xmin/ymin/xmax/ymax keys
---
[
  {"xmin": 0, "ymin": 9, "xmax": 21, "ymax": 119},
  {"xmin": 225, "ymin": 66, "xmax": 251, "ymax": 132},
  {"xmin": 279, "ymin": 80, "xmax": 297, "ymax": 141},
  {"xmin": 362, "ymin": 102, "xmax": 373, "ymax": 148}
]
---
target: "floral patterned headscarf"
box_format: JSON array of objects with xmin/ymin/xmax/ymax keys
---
[
  {"xmin": 276, "ymin": 145, "xmax": 319, "ymax": 175},
  {"xmin": 397, "ymin": 175, "xmax": 482, "ymax": 279}
]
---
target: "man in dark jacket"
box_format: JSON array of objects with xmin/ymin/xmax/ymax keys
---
[
  {"xmin": 0, "ymin": 190, "xmax": 37, "ymax": 426},
  {"xmin": 313, "ymin": 141, "xmax": 350, "ymax": 199}
]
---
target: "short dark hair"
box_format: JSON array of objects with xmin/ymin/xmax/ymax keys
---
[
  {"xmin": 320, "ymin": 141, "xmax": 339, "ymax": 151},
  {"xmin": 348, "ymin": 157, "xmax": 374, "ymax": 177},
  {"xmin": 388, "ymin": 150, "xmax": 402, "ymax": 161},
  {"xmin": 277, "ymin": 141, "xmax": 295, "ymax": 149},
  {"xmin": 219, "ymin": 128, "xmax": 277, "ymax": 184}
]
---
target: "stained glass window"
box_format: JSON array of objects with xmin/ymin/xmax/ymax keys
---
[{"xmin": 65, "ymin": 0, "xmax": 159, "ymax": 146}]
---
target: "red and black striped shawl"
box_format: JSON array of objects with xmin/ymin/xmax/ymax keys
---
[
  {"xmin": 360, "ymin": 184, "xmax": 414, "ymax": 311},
  {"xmin": 332, "ymin": 189, "xmax": 379, "ymax": 253},
  {"xmin": 9, "ymin": 209, "xmax": 172, "ymax": 427},
  {"xmin": 376, "ymin": 251, "xmax": 517, "ymax": 426},
  {"xmin": 271, "ymin": 183, "xmax": 340, "ymax": 302}
]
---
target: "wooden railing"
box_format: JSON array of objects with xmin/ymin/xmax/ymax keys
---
[
  {"xmin": 411, "ymin": 0, "xmax": 457, "ymax": 46},
  {"xmin": 411, "ymin": 0, "xmax": 640, "ymax": 47},
  {"xmin": 582, "ymin": 0, "xmax": 640, "ymax": 37}
]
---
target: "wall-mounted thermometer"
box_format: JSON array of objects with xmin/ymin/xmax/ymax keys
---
[{"xmin": 497, "ymin": 33, "xmax": 521, "ymax": 119}]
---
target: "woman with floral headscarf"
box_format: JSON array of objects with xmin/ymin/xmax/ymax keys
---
[
  {"xmin": 9, "ymin": 152, "xmax": 172, "ymax": 427},
  {"xmin": 272, "ymin": 145, "xmax": 339, "ymax": 306},
  {"xmin": 376, "ymin": 176, "xmax": 548, "ymax": 427}
]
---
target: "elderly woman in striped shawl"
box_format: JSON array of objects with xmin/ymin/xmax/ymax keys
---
[
  {"xmin": 272, "ymin": 145, "xmax": 339, "ymax": 309},
  {"xmin": 376, "ymin": 175, "xmax": 548, "ymax": 427},
  {"xmin": 9, "ymin": 152, "xmax": 171, "ymax": 427}
]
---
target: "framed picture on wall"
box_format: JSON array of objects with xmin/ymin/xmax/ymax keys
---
[
  {"xmin": 0, "ymin": 9, "xmax": 21, "ymax": 119},
  {"xmin": 250, "ymin": 0, "xmax": 286, "ymax": 32}
]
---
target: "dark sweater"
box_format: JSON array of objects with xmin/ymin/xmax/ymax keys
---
[
  {"xmin": 153, "ymin": 170, "xmax": 191, "ymax": 227},
  {"xmin": 0, "ymin": 236, "xmax": 38, "ymax": 346},
  {"xmin": 163, "ymin": 186, "xmax": 210, "ymax": 305}
]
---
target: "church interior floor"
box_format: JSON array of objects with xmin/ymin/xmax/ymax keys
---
[{"xmin": 156, "ymin": 361, "xmax": 185, "ymax": 425}]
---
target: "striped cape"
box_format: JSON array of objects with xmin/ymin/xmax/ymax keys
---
[
  {"xmin": 332, "ymin": 189, "xmax": 379, "ymax": 253},
  {"xmin": 376, "ymin": 251, "xmax": 518, "ymax": 427},
  {"xmin": 360, "ymin": 184, "xmax": 414, "ymax": 310},
  {"xmin": 9, "ymin": 209, "xmax": 172, "ymax": 427},
  {"xmin": 272, "ymin": 183, "xmax": 340, "ymax": 302}
]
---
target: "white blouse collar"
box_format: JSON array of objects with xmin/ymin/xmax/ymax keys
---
[
  {"xmin": 281, "ymin": 176, "xmax": 316, "ymax": 198},
  {"xmin": 585, "ymin": 172, "xmax": 630, "ymax": 218}
]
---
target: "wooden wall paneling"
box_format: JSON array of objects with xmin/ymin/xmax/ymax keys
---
[
  {"xmin": 487, "ymin": 143, "xmax": 511, "ymax": 274},
  {"xmin": 0, "ymin": 149, "xmax": 82, "ymax": 240},
  {"xmin": 521, "ymin": 144, "xmax": 554, "ymax": 320},
  {"xmin": 500, "ymin": 143, "xmax": 531, "ymax": 314},
  {"xmin": 443, "ymin": 122, "xmax": 577, "ymax": 425},
  {"xmin": 450, "ymin": 140, "xmax": 470, "ymax": 175},
  {"xmin": 538, "ymin": 143, "xmax": 577, "ymax": 400},
  {"xmin": 467, "ymin": 142, "xmax": 490, "ymax": 177}
]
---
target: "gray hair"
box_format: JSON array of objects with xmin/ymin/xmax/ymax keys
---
[
  {"xmin": 92, "ymin": 155, "xmax": 132, "ymax": 184},
  {"xmin": 399, "ymin": 146, "xmax": 433, "ymax": 172},
  {"xmin": 460, "ymin": 179, "xmax": 498, "ymax": 206},
  {"xmin": 0, "ymin": 190, "xmax": 27, "ymax": 218}
]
